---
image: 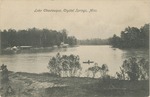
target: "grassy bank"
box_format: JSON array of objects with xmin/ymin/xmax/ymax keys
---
[{"xmin": 0, "ymin": 72, "xmax": 149, "ymax": 97}]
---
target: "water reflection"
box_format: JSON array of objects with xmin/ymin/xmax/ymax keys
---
[{"xmin": 0, "ymin": 45, "xmax": 149, "ymax": 76}]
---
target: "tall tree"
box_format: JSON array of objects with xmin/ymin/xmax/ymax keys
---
[{"xmin": 109, "ymin": 24, "xmax": 149, "ymax": 48}]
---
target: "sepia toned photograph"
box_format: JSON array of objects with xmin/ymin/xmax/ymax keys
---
[{"xmin": 0, "ymin": 0, "xmax": 149, "ymax": 97}]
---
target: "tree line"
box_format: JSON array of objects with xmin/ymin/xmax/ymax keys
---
[
  {"xmin": 0, "ymin": 28, "xmax": 77, "ymax": 49},
  {"xmin": 78, "ymin": 38, "xmax": 109, "ymax": 45},
  {"xmin": 109, "ymin": 24, "xmax": 149, "ymax": 48}
]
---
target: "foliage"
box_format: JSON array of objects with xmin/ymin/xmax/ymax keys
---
[
  {"xmin": 87, "ymin": 63, "xmax": 101, "ymax": 78},
  {"xmin": 48, "ymin": 53, "xmax": 82, "ymax": 77},
  {"xmin": 138, "ymin": 58, "xmax": 149, "ymax": 80},
  {"xmin": 116, "ymin": 57, "xmax": 149, "ymax": 81},
  {"xmin": 79, "ymin": 38, "xmax": 109, "ymax": 45},
  {"xmin": 109, "ymin": 24, "xmax": 149, "ymax": 48},
  {"xmin": 0, "ymin": 28, "xmax": 77, "ymax": 48},
  {"xmin": 0, "ymin": 64, "xmax": 15, "ymax": 96},
  {"xmin": 67, "ymin": 36, "xmax": 77, "ymax": 46},
  {"xmin": 101, "ymin": 64, "xmax": 109, "ymax": 78},
  {"xmin": 87, "ymin": 63, "xmax": 109, "ymax": 78}
]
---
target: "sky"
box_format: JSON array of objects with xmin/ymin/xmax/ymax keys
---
[{"xmin": 0, "ymin": 0, "xmax": 150, "ymax": 39}]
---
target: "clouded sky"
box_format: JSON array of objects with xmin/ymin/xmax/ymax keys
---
[{"xmin": 0, "ymin": 0, "xmax": 150, "ymax": 39}]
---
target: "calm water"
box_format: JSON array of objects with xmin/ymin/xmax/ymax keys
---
[{"xmin": 0, "ymin": 45, "xmax": 149, "ymax": 77}]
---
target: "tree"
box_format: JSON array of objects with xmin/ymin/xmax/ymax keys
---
[
  {"xmin": 116, "ymin": 57, "xmax": 149, "ymax": 81},
  {"xmin": 109, "ymin": 34, "xmax": 121, "ymax": 47},
  {"xmin": 68, "ymin": 55, "xmax": 81, "ymax": 76},
  {"xmin": 1, "ymin": 28, "xmax": 77, "ymax": 49},
  {"xmin": 1, "ymin": 64, "xmax": 14, "ymax": 96},
  {"xmin": 87, "ymin": 63, "xmax": 101, "ymax": 78},
  {"xmin": 61, "ymin": 29, "xmax": 68, "ymax": 43},
  {"xmin": 109, "ymin": 24, "xmax": 149, "ymax": 48},
  {"xmin": 67, "ymin": 36, "xmax": 77, "ymax": 46},
  {"xmin": 47, "ymin": 56, "xmax": 61, "ymax": 76},
  {"xmin": 138, "ymin": 58, "xmax": 149, "ymax": 80},
  {"xmin": 87, "ymin": 63, "xmax": 109, "ymax": 78},
  {"xmin": 140, "ymin": 24, "xmax": 149, "ymax": 48},
  {"xmin": 47, "ymin": 53, "xmax": 82, "ymax": 77},
  {"xmin": 101, "ymin": 64, "xmax": 109, "ymax": 78}
]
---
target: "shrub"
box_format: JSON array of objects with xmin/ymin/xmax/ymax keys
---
[
  {"xmin": 116, "ymin": 57, "xmax": 149, "ymax": 81},
  {"xmin": 87, "ymin": 63, "xmax": 109, "ymax": 78},
  {"xmin": 48, "ymin": 53, "xmax": 82, "ymax": 77}
]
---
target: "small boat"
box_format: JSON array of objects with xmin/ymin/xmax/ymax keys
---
[{"xmin": 83, "ymin": 60, "xmax": 94, "ymax": 64}]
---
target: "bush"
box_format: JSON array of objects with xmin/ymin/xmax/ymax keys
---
[
  {"xmin": 87, "ymin": 63, "xmax": 109, "ymax": 78},
  {"xmin": 48, "ymin": 53, "xmax": 82, "ymax": 77},
  {"xmin": 116, "ymin": 57, "xmax": 149, "ymax": 81}
]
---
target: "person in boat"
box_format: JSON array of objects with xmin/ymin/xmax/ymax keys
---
[{"xmin": 83, "ymin": 60, "xmax": 94, "ymax": 64}]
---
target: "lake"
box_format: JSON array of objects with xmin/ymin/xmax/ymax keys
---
[{"xmin": 0, "ymin": 45, "xmax": 149, "ymax": 77}]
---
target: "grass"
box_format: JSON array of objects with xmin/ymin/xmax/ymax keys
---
[{"xmin": 0, "ymin": 72, "xmax": 149, "ymax": 97}]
